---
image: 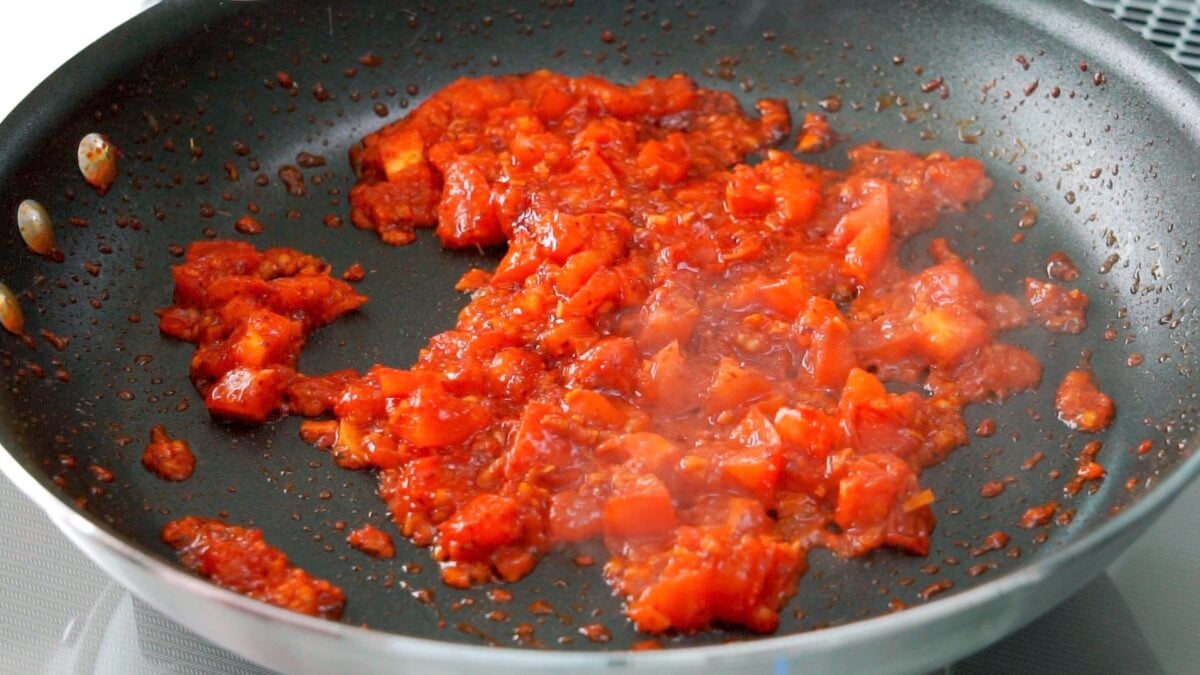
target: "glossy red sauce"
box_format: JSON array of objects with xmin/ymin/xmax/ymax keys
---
[
  {"xmin": 1055, "ymin": 369, "xmax": 1115, "ymax": 432},
  {"xmin": 1025, "ymin": 278, "xmax": 1088, "ymax": 334},
  {"xmin": 795, "ymin": 112, "xmax": 836, "ymax": 154},
  {"xmin": 157, "ymin": 241, "xmax": 366, "ymax": 423},
  {"xmin": 348, "ymin": 524, "xmax": 397, "ymax": 559},
  {"xmin": 160, "ymin": 71, "xmax": 1095, "ymax": 634},
  {"xmin": 142, "ymin": 425, "xmax": 195, "ymax": 481},
  {"xmin": 162, "ymin": 516, "xmax": 345, "ymax": 619}
]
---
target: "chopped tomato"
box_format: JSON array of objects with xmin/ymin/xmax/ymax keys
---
[{"xmin": 165, "ymin": 72, "xmax": 1064, "ymax": 638}]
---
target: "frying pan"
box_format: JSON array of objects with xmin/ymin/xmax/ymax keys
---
[{"xmin": 1, "ymin": 0, "xmax": 1198, "ymax": 672}]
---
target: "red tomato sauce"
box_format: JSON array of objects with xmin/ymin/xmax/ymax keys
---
[
  {"xmin": 160, "ymin": 71, "xmax": 1091, "ymax": 634},
  {"xmin": 142, "ymin": 425, "xmax": 195, "ymax": 481},
  {"xmin": 162, "ymin": 516, "xmax": 345, "ymax": 619},
  {"xmin": 1055, "ymin": 369, "xmax": 1115, "ymax": 433},
  {"xmin": 347, "ymin": 524, "xmax": 397, "ymax": 559},
  {"xmin": 157, "ymin": 241, "xmax": 366, "ymax": 423}
]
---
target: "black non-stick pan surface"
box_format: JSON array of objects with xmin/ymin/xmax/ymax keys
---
[{"xmin": 1, "ymin": 0, "xmax": 1199, "ymax": 672}]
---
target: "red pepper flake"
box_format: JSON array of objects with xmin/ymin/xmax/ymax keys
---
[
  {"xmin": 89, "ymin": 464, "xmax": 115, "ymax": 483},
  {"xmin": 358, "ymin": 52, "xmax": 384, "ymax": 67},
  {"xmin": 1020, "ymin": 500, "xmax": 1059, "ymax": 528},
  {"xmin": 276, "ymin": 71, "xmax": 294, "ymax": 89},
  {"xmin": 341, "ymin": 262, "xmax": 365, "ymax": 282},
  {"xmin": 1136, "ymin": 439, "xmax": 1153, "ymax": 456},
  {"xmin": 920, "ymin": 76, "xmax": 944, "ymax": 93}
]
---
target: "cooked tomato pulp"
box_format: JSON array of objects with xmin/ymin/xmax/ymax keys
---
[{"xmin": 161, "ymin": 71, "xmax": 1074, "ymax": 634}]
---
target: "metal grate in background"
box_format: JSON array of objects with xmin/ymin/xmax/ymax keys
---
[{"xmin": 1085, "ymin": 0, "xmax": 1200, "ymax": 75}]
